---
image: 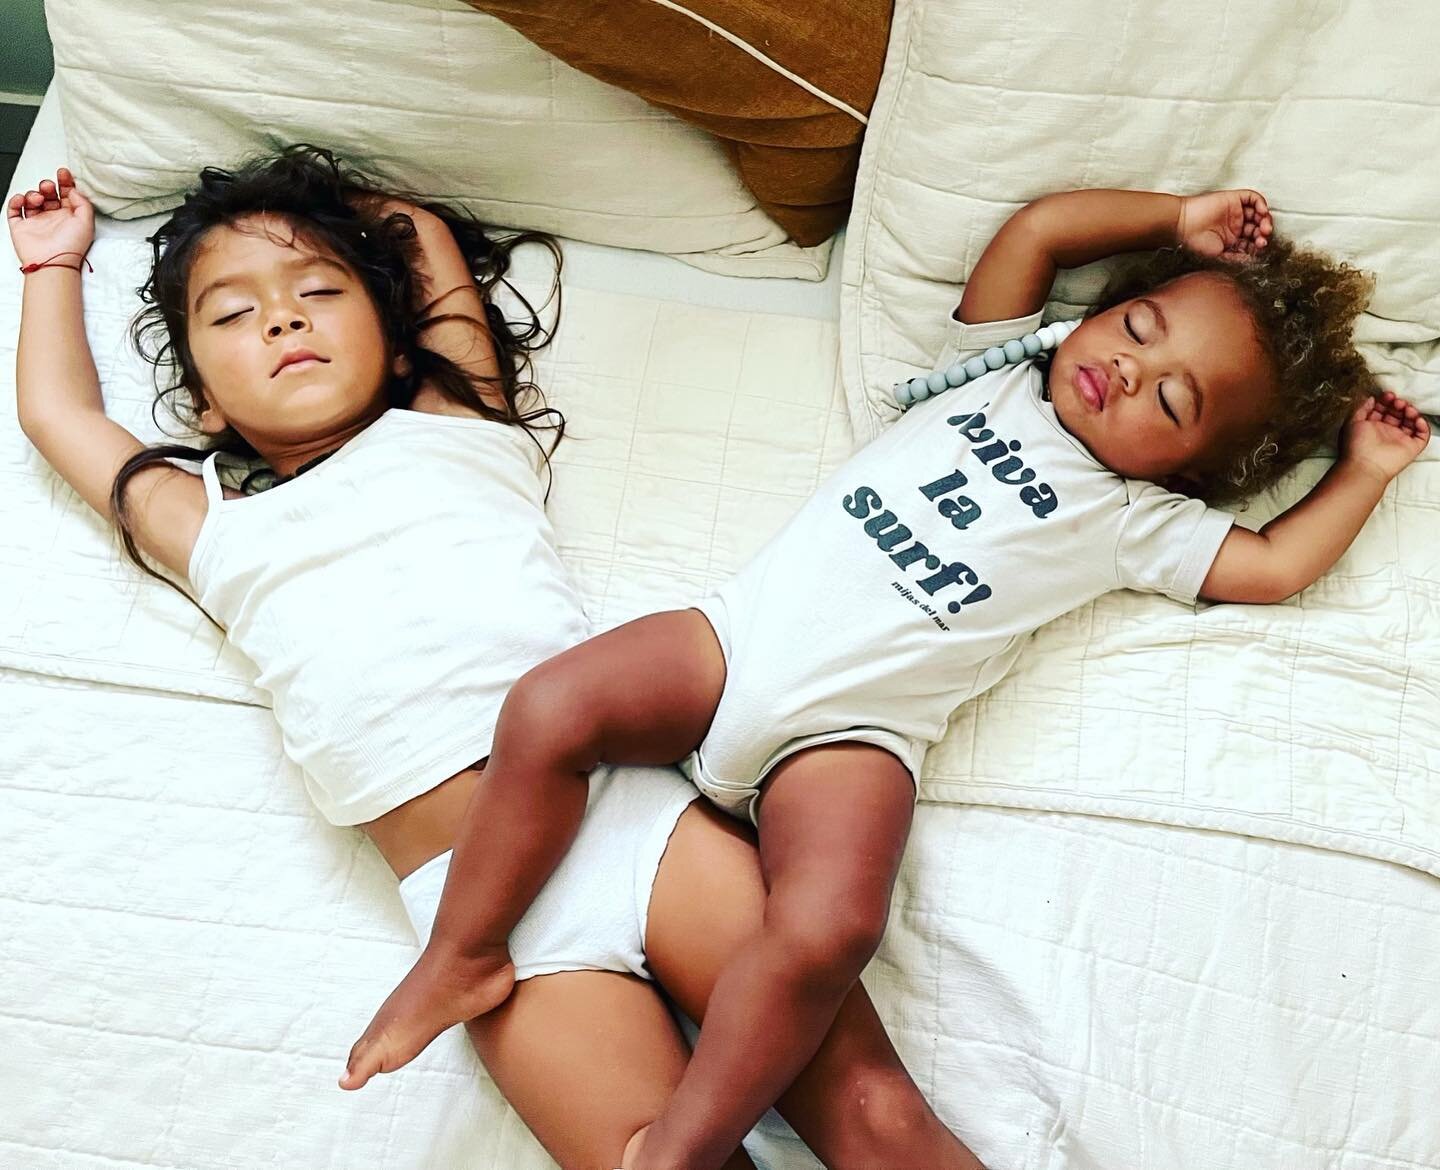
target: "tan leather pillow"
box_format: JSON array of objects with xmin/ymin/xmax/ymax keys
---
[{"xmin": 465, "ymin": 0, "xmax": 892, "ymax": 246}]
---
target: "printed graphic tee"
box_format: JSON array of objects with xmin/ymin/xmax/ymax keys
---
[{"xmin": 703, "ymin": 311, "xmax": 1236, "ymax": 762}]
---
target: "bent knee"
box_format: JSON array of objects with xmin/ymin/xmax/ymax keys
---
[
  {"xmin": 494, "ymin": 658, "xmax": 606, "ymax": 769},
  {"xmin": 766, "ymin": 898, "xmax": 890, "ymax": 987},
  {"xmin": 830, "ymin": 1068, "xmax": 938, "ymax": 1166}
]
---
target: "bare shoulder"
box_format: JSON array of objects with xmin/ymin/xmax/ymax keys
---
[{"xmin": 120, "ymin": 461, "xmax": 214, "ymax": 578}]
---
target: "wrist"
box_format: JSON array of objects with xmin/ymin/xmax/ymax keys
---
[
  {"xmin": 19, "ymin": 249, "xmax": 94, "ymax": 276},
  {"xmin": 20, "ymin": 263, "xmax": 86, "ymax": 283},
  {"xmin": 1337, "ymin": 453, "xmax": 1393, "ymax": 493}
]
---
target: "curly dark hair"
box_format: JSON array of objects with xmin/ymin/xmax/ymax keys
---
[
  {"xmin": 1088, "ymin": 236, "xmax": 1376, "ymax": 505},
  {"xmin": 114, "ymin": 143, "xmax": 563, "ymax": 594}
]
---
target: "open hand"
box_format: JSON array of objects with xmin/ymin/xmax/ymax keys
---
[
  {"xmin": 7, "ymin": 166, "xmax": 95, "ymax": 268},
  {"xmin": 1175, "ymin": 189, "xmax": 1272, "ymax": 261},
  {"xmin": 1341, "ymin": 390, "xmax": 1431, "ymax": 483}
]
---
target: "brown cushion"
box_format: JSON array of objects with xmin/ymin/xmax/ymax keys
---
[{"xmin": 463, "ymin": 0, "xmax": 892, "ymax": 246}]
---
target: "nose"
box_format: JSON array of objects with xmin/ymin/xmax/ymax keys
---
[
  {"xmin": 1112, "ymin": 352, "xmax": 1141, "ymax": 397},
  {"xmin": 264, "ymin": 297, "xmax": 310, "ymax": 337}
]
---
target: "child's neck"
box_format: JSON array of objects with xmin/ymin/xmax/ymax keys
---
[{"xmin": 246, "ymin": 409, "xmax": 386, "ymax": 479}]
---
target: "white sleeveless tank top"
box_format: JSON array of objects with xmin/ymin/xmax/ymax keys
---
[{"xmin": 187, "ymin": 409, "xmax": 590, "ymax": 825}]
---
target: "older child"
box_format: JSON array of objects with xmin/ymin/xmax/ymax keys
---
[
  {"xmin": 9, "ymin": 150, "xmax": 990, "ymax": 1170},
  {"xmin": 348, "ymin": 186, "xmax": 1430, "ymax": 1170}
]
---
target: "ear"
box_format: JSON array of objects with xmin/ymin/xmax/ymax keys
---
[{"xmin": 192, "ymin": 388, "xmax": 229, "ymax": 436}]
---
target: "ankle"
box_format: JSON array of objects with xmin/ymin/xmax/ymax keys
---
[{"xmin": 422, "ymin": 937, "xmax": 511, "ymax": 971}]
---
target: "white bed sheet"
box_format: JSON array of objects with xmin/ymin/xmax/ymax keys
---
[{"xmin": 4, "ymin": 83, "xmax": 1439, "ymax": 1170}]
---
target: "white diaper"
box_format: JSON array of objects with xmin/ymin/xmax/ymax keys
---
[{"xmin": 397, "ymin": 763, "xmax": 697, "ymax": 981}]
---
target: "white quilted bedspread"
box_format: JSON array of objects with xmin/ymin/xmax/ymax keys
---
[{"xmin": 4, "ymin": 665, "xmax": 1438, "ymax": 1170}]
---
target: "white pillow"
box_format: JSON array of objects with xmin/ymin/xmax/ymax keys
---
[
  {"xmin": 841, "ymin": 0, "xmax": 1440, "ymax": 431},
  {"xmin": 46, "ymin": 0, "xmax": 830, "ymax": 279}
]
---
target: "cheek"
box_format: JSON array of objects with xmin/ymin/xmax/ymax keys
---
[
  {"xmin": 343, "ymin": 306, "xmax": 390, "ymax": 364},
  {"xmin": 184, "ymin": 333, "xmax": 221, "ymax": 387}
]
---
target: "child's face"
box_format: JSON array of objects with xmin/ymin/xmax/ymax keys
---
[
  {"xmin": 185, "ymin": 214, "xmax": 396, "ymax": 447},
  {"xmin": 1048, "ymin": 272, "xmax": 1276, "ymax": 488}
]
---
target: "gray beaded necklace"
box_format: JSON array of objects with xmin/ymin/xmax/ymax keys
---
[{"xmin": 893, "ymin": 318, "xmax": 1080, "ymax": 407}]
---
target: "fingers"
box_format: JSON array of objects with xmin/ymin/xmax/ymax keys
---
[
  {"xmin": 1236, "ymin": 189, "xmax": 1270, "ymax": 255},
  {"xmin": 8, "ymin": 167, "xmax": 82, "ymax": 219},
  {"xmin": 1240, "ymin": 189, "xmax": 1269, "ymax": 221},
  {"xmin": 1365, "ymin": 390, "xmax": 1432, "ymax": 439}
]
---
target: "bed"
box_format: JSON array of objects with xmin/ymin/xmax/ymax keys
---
[{"xmin": 4, "ymin": 1, "xmax": 1439, "ymax": 1167}]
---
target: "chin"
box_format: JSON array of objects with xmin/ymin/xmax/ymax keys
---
[{"xmin": 1048, "ymin": 372, "xmax": 1085, "ymax": 434}]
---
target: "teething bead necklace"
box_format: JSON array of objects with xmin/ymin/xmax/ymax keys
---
[{"xmin": 893, "ymin": 318, "xmax": 1081, "ymax": 407}]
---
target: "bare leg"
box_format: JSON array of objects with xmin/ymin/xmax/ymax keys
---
[
  {"xmin": 466, "ymin": 968, "xmax": 754, "ymax": 1170},
  {"xmin": 632, "ymin": 743, "xmax": 922, "ymax": 1170},
  {"xmin": 344, "ymin": 609, "xmax": 724, "ymax": 1089},
  {"xmin": 645, "ymin": 801, "xmax": 987, "ymax": 1169}
]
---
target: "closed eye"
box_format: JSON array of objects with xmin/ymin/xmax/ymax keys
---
[
  {"xmin": 1158, "ymin": 385, "xmax": 1179, "ymax": 426},
  {"xmin": 213, "ymin": 289, "xmax": 342, "ymax": 326},
  {"xmin": 1124, "ymin": 313, "xmax": 1141, "ymax": 343}
]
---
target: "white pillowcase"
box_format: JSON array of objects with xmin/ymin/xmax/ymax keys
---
[
  {"xmin": 46, "ymin": 0, "xmax": 830, "ymax": 279},
  {"xmin": 841, "ymin": 0, "xmax": 1440, "ymax": 428}
]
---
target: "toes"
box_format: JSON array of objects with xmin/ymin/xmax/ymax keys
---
[
  {"xmin": 341, "ymin": 1039, "xmax": 380, "ymax": 1091},
  {"xmin": 338, "ymin": 1064, "xmax": 372, "ymax": 1091}
]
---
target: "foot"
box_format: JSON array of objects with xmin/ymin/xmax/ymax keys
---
[
  {"xmin": 339, "ymin": 944, "xmax": 515, "ymax": 1090},
  {"xmin": 618, "ymin": 1124, "xmax": 651, "ymax": 1170}
]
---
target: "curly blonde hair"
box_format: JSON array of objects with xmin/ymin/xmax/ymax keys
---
[{"xmin": 1090, "ymin": 236, "xmax": 1376, "ymax": 505}]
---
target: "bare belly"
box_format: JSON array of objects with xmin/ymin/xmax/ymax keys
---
[{"xmin": 360, "ymin": 763, "xmax": 484, "ymax": 880}]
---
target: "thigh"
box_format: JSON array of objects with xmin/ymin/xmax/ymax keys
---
[
  {"xmin": 466, "ymin": 968, "xmax": 753, "ymax": 1170},
  {"xmin": 757, "ymin": 741, "xmax": 916, "ymax": 911},
  {"xmin": 513, "ymin": 608, "xmax": 727, "ymax": 766}
]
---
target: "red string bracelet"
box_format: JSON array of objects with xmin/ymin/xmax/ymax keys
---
[{"xmin": 18, "ymin": 250, "xmax": 94, "ymax": 275}]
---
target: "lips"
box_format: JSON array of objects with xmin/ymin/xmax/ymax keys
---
[
  {"xmin": 1076, "ymin": 365, "xmax": 1107, "ymax": 411},
  {"xmin": 272, "ymin": 348, "xmax": 327, "ymax": 377}
]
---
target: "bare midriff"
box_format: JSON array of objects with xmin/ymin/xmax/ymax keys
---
[{"xmin": 360, "ymin": 763, "xmax": 485, "ymax": 880}]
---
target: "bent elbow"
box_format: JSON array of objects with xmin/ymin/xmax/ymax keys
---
[
  {"xmin": 1240, "ymin": 572, "xmax": 1302, "ymax": 605},
  {"xmin": 1199, "ymin": 569, "xmax": 1301, "ymax": 606},
  {"xmin": 16, "ymin": 406, "xmax": 54, "ymax": 452}
]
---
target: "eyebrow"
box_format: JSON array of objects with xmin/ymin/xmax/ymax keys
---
[
  {"xmin": 1140, "ymin": 298, "xmax": 1204, "ymax": 422},
  {"xmin": 192, "ymin": 255, "xmax": 351, "ymax": 317}
]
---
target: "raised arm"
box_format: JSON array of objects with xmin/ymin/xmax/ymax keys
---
[
  {"xmin": 352, "ymin": 194, "xmax": 505, "ymax": 413},
  {"xmin": 1200, "ymin": 391, "xmax": 1430, "ymax": 604},
  {"xmin": 956, "ymin": 188, "xmax": 1271, "ymax": 326},
  {"xmin": 9, "ymin": 168, "xmax": 206, "ymax": 578}
]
